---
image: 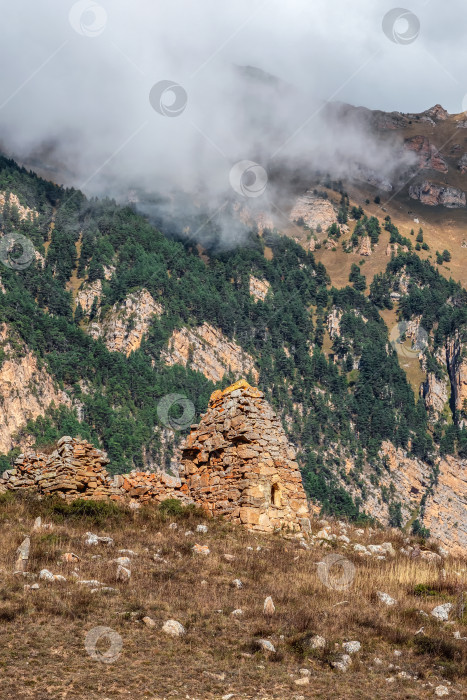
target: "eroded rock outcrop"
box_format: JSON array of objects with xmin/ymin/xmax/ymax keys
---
[
  {"xmin": 0, "ymin": 324, "xmax": 71, "ymax": 454},
  {"xmin": 421, "ymin": 372, "xmax": 449, "ymax": 420},
  {"xmin": 88, "ymin": 289, "xmax": 162, "ymax": 356},
  {"xmin": 409, "ymin": 181, "xmax": 466, "ymax": 208},
  {"xmin": 404, "ymin": 136, "xmax": 448, "ymax": 173},
  {"xmin": 290, "ymin": 191, "xmax": 338, "ymax": 231},
  {"xmin": 249, "ymin": 276, "xmax": 270, "ymax": 302},
  {"xmin": 446, "ymin": 332, "xmax": 467, "ymax": 427},
  {"xmin": 180, "ymin": 380, "xmax": 310, "ymax": 532},
  {"xmin": 424, "ymin": 455, "xmax": 467, "ymax": 556},
  {"xmin": 0, "ymin": 191, "xmax": 38, "ymax": 221},
  {"xmin": 76, "ymin": 280, "xmax": 102, "ymax": 315},
  {"xmin": 162, "ymin": 322, "xmax": 259, "ymax": 384}
]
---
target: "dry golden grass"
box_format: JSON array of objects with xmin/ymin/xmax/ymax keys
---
[{"xmin": 0, "ymin": 492, "xmax": 466, "ymax": 699}]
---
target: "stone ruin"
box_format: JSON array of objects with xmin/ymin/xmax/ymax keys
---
[
  {"xmin": 181, "ymin": 380, "xmax": 310, "ymax": 532},
  {"xmin": 0, "ymin": 381, "xmax": 310, "ymax": 533}
]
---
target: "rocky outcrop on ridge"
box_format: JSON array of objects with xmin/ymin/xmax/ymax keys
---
[
  {"xmin": 162, "ymin": 322, "xmax": 259, "ymax": 384},
  {"xmin": 88, "ymin": 289, "xmax": 162, "ymax": 356},
  {"xmin": 409, "ymin": 181, "xmax": 466, "ymax": 208}
]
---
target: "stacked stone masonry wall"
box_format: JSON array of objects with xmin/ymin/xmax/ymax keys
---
[{"xmin": 0, "ymin": 381, "xmax": 310, "ymax": 533}]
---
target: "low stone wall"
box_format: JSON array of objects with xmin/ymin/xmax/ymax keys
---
[{"xmin": 0, "ymin": 436, "xmax": 189, "ymax": 506}]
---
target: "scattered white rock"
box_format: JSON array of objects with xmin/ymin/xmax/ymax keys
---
[
  {"xmin": 373, "ymin": 657, "xmax": 383, "ymax": 665},
  {"xmin": 353, "ymin": 543, "xmax": 367, "ymax": 553},
  {"xmin": 316, "ymin": 529, "xmax": 332, "ymax": 540},
  {"xmin": 184, "ymin": 530, "xmax": 194, "ymax": 537},
  {"xmin": 431, "ymin": 603, "xmax": 452, "ymax": 621},
  {"xmin": 309, "ymin": 635, "xmax": 326, "ymax": 650},
  {"xmin": 53, "ymin": 574, "xmax": 66, "ymax": 582},
  {"xmin": 342, "ymin": 641, "xmax": 361, "ymax": 654},
  {"xmin": 338, "ymin": 535, "xmax": 350, "ymax": 544},
  {"xmin": 162, "ymin": 619, "xmax": 186, "ymax": 637},
  {"xmin": 77, "ymin": 579, "xmax": 103, "ymax": 587},
  {"xmin": 39, "ymin": 569, "xmax": 55, "ymax": 582},
  {"xmin": 377, "ymin": 591, "xmax": 397, "ymax": 606},
  {"xmin": 257, "ymin": 639, "xmax": 276, "ymax": 653},
  {"xmin": 84, "ymin": 532, "xmax": 113, "ymax": 546},
  {"xmin": 435, "ymin": 686, "xmax": 450, "ymax": 697},
  {"xmin": 223, "ymin": 554, "xmax": 235, "ymax": 562},
  {"xmin": 393, "ymin": 650, "xmax": 402, "ymax": 657},
  {"xmin": 232, "ymin": 579, "xmax": 243, "ymax": 589},
  {"xmin": 331, "ymin": 653, "xmax": 352, "ymax": 671},
  {"xmin": 168, "ymin": 523, "xmax": 178, "ymax": 530},
  {"xmin": 196, "ymin": 524, "xmax": 208, "ymax": 533},
  {"xmin": 231, "ymin": 609, "xmax": 244, "ymax": 617},
  {"xmin": 128, "ymin": 501, "xmax": 141, "ymax": 510},
  {"xmin": 118, "ymin": 549, "xmax": 137, "ymax": 556},
  {"xmin": 263, "ymin": 596, "xmax": 275, "ymax": 616}
]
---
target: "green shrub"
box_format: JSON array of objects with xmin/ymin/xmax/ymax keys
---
[
  {"xmin": 413, "ymin": 583, "xmax": 438, "ymax": 597},
  {"xmin": 45, "ymin": 497, "xmax": 123, "ymax": 525}
]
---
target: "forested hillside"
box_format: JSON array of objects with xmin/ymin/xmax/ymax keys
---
[{"xmin": 0, "ymin": 155, "xmax": 466, "ymax": 529}]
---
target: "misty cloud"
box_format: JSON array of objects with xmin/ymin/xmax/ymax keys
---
[{"xmin": 0, "ymin": 0, "xmax": 465, "ymax": 242}]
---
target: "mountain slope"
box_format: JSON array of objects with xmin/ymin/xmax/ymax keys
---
[{"xmin": 0, "ymin": 150, "xmax": 465, "ymax": 551}]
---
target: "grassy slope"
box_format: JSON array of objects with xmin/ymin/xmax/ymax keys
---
[{"xmin": 0, "ymin": 494, "xmax": 466, "ymax": 699}]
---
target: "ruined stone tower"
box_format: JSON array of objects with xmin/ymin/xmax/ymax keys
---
[{"xmin": 180, "ymin": 380, "xmax": 310, "ymax": 532}]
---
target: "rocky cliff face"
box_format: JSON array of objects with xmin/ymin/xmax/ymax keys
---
[
  {"xmin": 0, "ymin": 191, "xmax": 38, "ymax": 221},
  {"xmin": 88, "ymin": 289, "xmax": 162, "ymax": 356},
  {"xmin": 409, "ymin": 181, "xmax": 466, "ymax": 208},
  {"xmin": 446, "ymin": 332, "xmax": 467, "ymax": 427},
  {"xmin": 249, "ymin": 276, "xmax": 270, "ymax": 302},
  {"xmin": 162, "ymin": 322, "xmax": 259, "ymax": 384},
  {"xmin": 289, "ymin": 191, "xmax": 339, "ymax": 230},
  {"xmin": 404, "ymin": 135, "xmax": 448, "ymax": 173},
  {"xmin": 424, "ymin": 455, "xmax": 467, "ymax": 556},
  {"xmin": 75, "ymin": 279, "xmax": 102, "ymax": 315},
  {"xmin": 333, "ymin": 439, "xmax": 466, "ymax": 555},
  {"xmin": 0, "ymin": 324, "xmax": 71, "ymax": 453},
  {"xmin": 420, "ymin": 372, "xmax": 450, "ymax": 421}
]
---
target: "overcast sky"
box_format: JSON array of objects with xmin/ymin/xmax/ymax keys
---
[{"xmin": 0, "ymin": 0, "xmax": 464, "ymax": 197}]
